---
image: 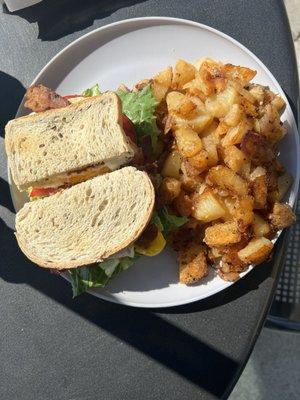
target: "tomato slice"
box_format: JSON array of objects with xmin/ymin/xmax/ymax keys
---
[
  {"xmin": 122, "ymin": 114, "xmax": 137, "ymax": 143},
  {"xmin": 29, "ymin": 187, "xmax": 60, "ymax": 198},
  {"xmin": 64, "ymin": 94, "xmax": 82, "ymax": 99}
]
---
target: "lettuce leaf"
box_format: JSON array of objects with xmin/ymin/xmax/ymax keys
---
[
  {"xmin": 82, "ymin": 83, "xmax": 101, "ymax": 97},
  {"xmin": 156, "ymin": 207, "xmax": 188, "ymax": 236},
  {"xmin": 117, "ymin": 85, "xmax": 159, "ymax": 150},
  {"xmin": 68, "ymin": 254, "xmax": 138, "ymax": 297}
]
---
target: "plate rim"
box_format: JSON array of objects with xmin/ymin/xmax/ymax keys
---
[{"xmin": 11, "ymin": 16, "xmax": 300, "ymax": 308}]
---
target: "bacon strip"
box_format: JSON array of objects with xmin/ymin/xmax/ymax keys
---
[{"xmin": 24, "ymin": 84, "xmax": 70, "ymax": 112}]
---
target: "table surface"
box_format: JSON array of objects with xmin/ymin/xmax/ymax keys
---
[{"xmin": 0, "ymin": 1, "xmax": 298, "ymax": 399}]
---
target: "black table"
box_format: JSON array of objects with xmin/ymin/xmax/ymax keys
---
[{"xmin": 0, "ymin": 1, "xmax": 298, "ymax": 399}]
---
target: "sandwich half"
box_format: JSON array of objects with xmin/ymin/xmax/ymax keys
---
[
  {"xmin": 5, "ymin": 92, "xmax": 136, "ymax": 191},
  {"xmin": 15, "ymin": 167, "xmax": 154, "ymax": 270}
]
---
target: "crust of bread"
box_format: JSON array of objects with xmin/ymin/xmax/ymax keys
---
[{"xmin": 15, "ymin": 167, "xmax": 154, "ymax": 270}]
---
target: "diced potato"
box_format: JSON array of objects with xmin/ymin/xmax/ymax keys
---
[
  {"xmin": 133, "ymin": 79, "xmax": 152, "ymax": 92},
  {"xmin": 278, "ymin": 172, "xmax": 293, "ymax": 200},
  {"xmin": 152, "ymin": 66, "xmax": 173, "ymax": 102},
  {"xmin": 234, "ymin": 196, "xmax": 254, "ymax": 231},
  {"xmin": 183, "ymin": 77, "xmax": 206, "ymax": 99},
  {"xmin": 268, "ymin": 190, "xmax": 280, "ymax": 203},
  {"xmin": 223, "ymin": 104, "xmax": 243, "ymax": 126},
  {"xmin": 238, "ymin": 237, "xmax": 273, "ymax": 264},
  {"xmin": 158, "ymin": 177, "xmax": 181, "ymax": 204},
  {"xmin": 167, "ymin": 92, "xmax": 213, "ymax": 133},
  {"xmin": 240, "ymin": 161, "xmax": 251, "ymax": 180},
  {"xmin": 179, "ymin": 242, "xmax": 208, "ymax": 284},
  {"xmin": 192, "ymin": 189, "xmax": 226, "ymax": 222},
  {"xmin": 166, "ymin": 91, "xmax": 195, "ymax": 115},
  {"xmin": 204, "ymin": 221, "xmax": 241, "ymax": 247},
  {"xmin": 206, "ymin": 166, "xmax": 248, "ymax": 196},
  {"xmin": 205, "ymin": 85, "xmax": 240, "ymax": 118},
  {"xmin": 214, "ymin": 121, "xmax": 229, "ymax": 137},
  {"xmin": 200, "ymin": 119, "xmax": 219, "ymax": 137},
  {"xmin": 252, "ymin": 214, "xmax": 271, "ymax": 237},
  {"xmin": 221, "ymin": 119, "xmax": 250, "ymax": 147},
  {"xmin": 172, "ymin": 59, "xmax": 196, "ymax": 89},
  {"xmin": 181, "ymin": 159, "xmax": 201, "ymax": 177},
  {"xmin": 222, "ymin": 196, "xmax": 236, "ymax": 220},
  {"xmin": 222, "ymin": 145, "xmax": 248, "ymax": 173},
  {"xmin": 218, "ymin": 270, "xmax": 240, "ymax": 282},
  {"xmin": 271, "ymin": 95, "xmax": 285, "ymax": 112},
  {"xmin": 161, "ymin": 150, "xmax": 182, "ymax": 178},
  {"xmin": 248, "ymin": 84, "xmax": 266, "ymax": 103},
  {"xmin": 188, "ymin": 150, "xmax": 209, "ymax": 173},
  {"xmin": 250, "ymin": 167, "xmax": 267, "ymax": 209},
  {"xmin": 256, "ymin": 104, "xmax": 285, "ymax": 143},
  {"xmin": 180, "ymin": 173, "xmax": 203, "ymax": 193},
  {"xmin": 175, "ymin": 113, "xmax": 213, "ymax": 134},
  {"xmin": 202, "ymin": 135, "xmax": 218, "ymax": 167},
  {"xmin": 268, "ymin": 202, "xmax": 296, "ymax": 230},
  {"xmin": 174, "ymin": 191, "xmax": 193, "ymax": 217},
  {"xmin": 175, "ymin": 127, "xmax": 202, "ymax": 157},
  {"xmin": 224, "ymin": 64, "xmax": 256, "ymax": 86}
]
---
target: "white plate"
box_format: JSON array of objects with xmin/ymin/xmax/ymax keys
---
[{"xmin": 10, "ymin": 17, "xmax": 300, "ymax": 308}]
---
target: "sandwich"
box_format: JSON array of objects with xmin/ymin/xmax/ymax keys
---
[
  {"xmin": 15, "ymin": 166, "xmax": 160, "ymax": 296},
  {"xmin": 5, "ymin": 90, "xmax": 136, "ymax": 196},
  {"xmin": 5, "ymin": 80, "xmax": 191, "ymax": 297}
]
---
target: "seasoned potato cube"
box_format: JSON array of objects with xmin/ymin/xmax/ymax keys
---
[
  {"xmin": 179, "ymin": 243, "xmax": 208, "ymax": 284},
  {"xmin": 278, "ymin": 172, "xmax": 293, "ymax": 200},
  {"xmin": 206, "ymin": 166, "xmax": 248, "ymax": 196},
  {"xmin": 252, "ymin": 214, "xmax": 271, "ymax": 237},
  {"xmin": 161, "ymin": 150, "xmax": 182, "ymax": 178},
  {"xmin": 238, "ymin": 237, "xmax": 273, "ymax": 264},
  {"xmin": 200, "ymin": 119, "xmax": 219, "ymax": 137},
  {"xmin": 188, "ymin": 150, "xmax": 209, "ymax": 173},
  {"xmin": 223, "ymin": 104, "xmax": 243, "ymax": 126},
  {"xmin": 174, "ymin": 113, "xmax": 213, "ymax": 134},
  {"xmin": 192, "ymin": 189, "xmax": 226, "ymax": 222},
  {"xmin": 222, "ymin": 196, "xmax": 236, "ymax": 220},
  {"xmin": 222, "ymin": 145, "xmax": 248, "ymax": 173},
  {"xmin": 158, "ymin": 177, "xmax": 181, "ymax": 204},
  {"xmin": 183, "ymin": 77, "xmax": 206, "ymax": 99},
  {"xmin": 166, "ymin": 91, "xmax": 195, "ymax": 116},
  {"xmin": 204, "ymin": 221, "xmax": 241, "ymax": 247},
  {"xmin": 205, "ymin": 85, "xmax": 240, "ymax": 118},
  {"xmin": 202, "ymin": 135, "xmax": 218, "ymax": 167},
  {"xmin": 172, "ymin": 59, "xmax": 196, "ymax": 89},
  {"xmin": 255, "ymin": 104, "xmax": 285, "ymax": 143},
  {"xmin": 250, "ymin": 167, "xmax": 267, "ymax": 209},
  {"xmin": 268, "ymin": 202, "xmax": 296, "ymax": 230},
  {"xmin": 180, "ymin": 173, "xmax": 203, "ymax": 193},
  {"xmin": 271, "ymin": 95, "xmax": 285, "ymax": 112},
  {"xmin": 181, "ymin": 159, "xmax": 201, "ymax": 177},
  {"xmin": 175, "ymin": 127, "xmax": 202, "ymax": 157},
  {"xmin": 222, "ymin": 119, "xmax": 250, "ymax": 147},
  {"xmin": 214, "ymin": 121, "xmax": 229, "ymax": 137},
  {"xmin": 223, "ymin": 64, "xmax": 256, "ymax": 85},
  {"xmin": 167, "ymin": 92, "xmax": 213, "ymax": 133},
  {"xmin": 152, "ymin": 66, "xmax": 173, "ymax": 102},
  {"xmin": 248, "ymin": 84, "xmax": 265, "ymax": 102},
  {"xmin": 234, "ymin": 196, "xmax": 254, "ymax": 231},
  {"xmin": 174, "ymin": 191, "xmax": 193, "ymax": 217}
]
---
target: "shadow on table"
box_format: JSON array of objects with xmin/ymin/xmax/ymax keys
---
[
  {"xmin": 3, "ymin": 0, "xmax": 146, "ymax": 41},
  {"xmin": 0, "ymin": 218, "xmax": 241, "ymax": 398},
  {"xmin": 0, "ymin": 71, "xmax": 26, "ymax": 136}
]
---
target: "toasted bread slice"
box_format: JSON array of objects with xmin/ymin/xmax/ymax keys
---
[
  {"xmin": 5, "ymin": 93, "xmax": 135, "ymax": 190},
  {"xmin": 15, "ymin": 167, "xmax": 154, "ymax": 270}
]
